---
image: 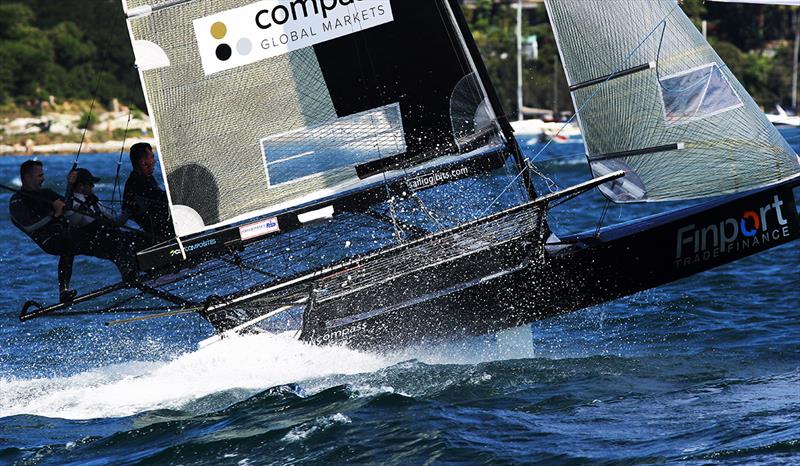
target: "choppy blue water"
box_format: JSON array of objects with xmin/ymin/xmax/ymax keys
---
[{"xmin": 0, "ymin": 130, "xmax": 798, "ymax": 465}]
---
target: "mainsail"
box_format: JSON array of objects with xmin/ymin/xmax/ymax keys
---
[
  {"xmin": 545, "ymin": 0, "xmax": 800, "ymax": 202},
  {"xmin": 122, "ymin": 0, "xmax": 515, "ymax": 236}
]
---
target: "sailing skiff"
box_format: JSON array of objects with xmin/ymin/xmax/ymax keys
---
[{"xmin": 17, "ymin": 0, "xmax": 800, "ymax": 350}]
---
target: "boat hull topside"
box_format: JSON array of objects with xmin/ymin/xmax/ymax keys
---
[{"xmin": 205, "ymin": 184, "xmax": 800, "ymax": 350}]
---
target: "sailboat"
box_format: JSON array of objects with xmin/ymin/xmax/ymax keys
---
[
  {"xmin": 507, "ymin": 0, "xmax": 581, "ymax": 145},
  {"xmin": 767, "ymin": 105, "xmax": 800, "ymax": 127},
  {"xmin": 16, "ymin": 0, "xmax": 800, "ymax": 350}
]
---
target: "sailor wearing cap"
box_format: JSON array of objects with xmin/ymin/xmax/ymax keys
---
[
  {"xmin": 63, "ymin": 168, "xmax": 147, "ymax": 288},
  {"xmin": 67, "ymin": 168, "xmax": 124, "ymax": 228},
  {"xmin": 9, "ymin": 163, "xmax": 144, "ymax": 302}
]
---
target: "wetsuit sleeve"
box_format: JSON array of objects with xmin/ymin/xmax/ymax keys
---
[
  {"xmin": 10, "ymin": 196, "xmax": 54, "ymax": 233},
  {"xmin": 98, "ymin": 201, "xmax": 120, "ymax": 223},
  {"xmin": 123, "ymin": 176, "xmax": 144, "ymax": 214}
]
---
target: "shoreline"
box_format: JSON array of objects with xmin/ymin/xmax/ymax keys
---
[{"xmin": 0, "ymin": 138, "xmax": 155, "ymax": 156}]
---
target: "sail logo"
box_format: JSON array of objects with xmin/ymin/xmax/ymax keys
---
[
  {"xmin": 194, "ymin": 0, "xmax": 394, "ymax": 75},
  {"xmin": 407, "ymin": 166, "xmax": 473, "ymax": 192},
  {"xmin": 239, "ymin": 217, "xmax": 280, "ymax": 241},
  {"xmin": 168, "ymin": 238, "xmax": 219, "ymax": 257},
  {"xmin": 674, "ymin": 194, "xmax": 791, "ymax": 269},
  {"xmin": 312, "ymin": 321, "xmax": 368, "ymax": 345}
]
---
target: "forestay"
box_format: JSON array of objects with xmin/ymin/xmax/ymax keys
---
[
  {"xmin": 545, "ymin": 0, "xmax": 800, "ymax": 202},
  {"xmin": 122, "ymin": 0, "xmax": 508, "ymax": 236}
]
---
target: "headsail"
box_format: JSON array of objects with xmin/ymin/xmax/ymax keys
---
[
  {"xmin": 545, "ymin": 0, "xmax": 800, "ymax": 202},
  {"xmin": 122, "ymin": 0, "xmax": 512, "ymax": 236}
]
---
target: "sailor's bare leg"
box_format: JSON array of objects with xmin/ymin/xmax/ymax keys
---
[{"xmin": 58, "ymin": 255, "xmax": 76, "ymax": 302}]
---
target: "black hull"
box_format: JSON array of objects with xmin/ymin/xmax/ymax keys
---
[
  {"xmin": 301, "ymin": 184, "xmax": 800, "ymax": 349},
  {"xmin": 294, "ymin": 184, "xmax": 800, "ymax": 350}
]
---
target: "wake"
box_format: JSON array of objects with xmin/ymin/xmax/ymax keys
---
[
  {"xmin": 0, "ymin": 324, "xmax": 537, "ymax": 420},
  {"xmin": 0, "ymin": 332, "xmax": 391, "ymax": 420}
]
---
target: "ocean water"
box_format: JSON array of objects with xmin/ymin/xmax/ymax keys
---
[{"xmin": 0, "ymin": 129, "xmax": 798, "ymax": 465}]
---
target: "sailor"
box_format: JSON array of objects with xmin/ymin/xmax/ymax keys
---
[
  {"xmin": 8, "ymin": 161, "xmax": 139, "ymax": 302},
  {"xmin": 123, "ymin": 142, "xmax": 174, "ymax": 244},
  {"xmin": 67, "ymin": 168, "xmax": 126, "ymax": 228},
  {"xmin": 65, "ymin": 167, "xmax": 146, "ymax": 285}
]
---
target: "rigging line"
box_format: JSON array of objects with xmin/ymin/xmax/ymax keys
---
[
  {"xmin": 529, "ymin": 2, "xmax": 681, "ymax": 163},
  {"xmin": 548, "ymin": 190, "xmax": 584, "ymax": 209},
  {"xmin": 397, "ymin": 164, "xmax": 454, "ymax": 228},
  {"xmin": 92, "ymin": 290, "xmax": 150, "ymax": 315},
  {"xmin": 72, "ymin": 76, "xmax": 101, "ymax": 169},
  {"xmin": 411, "ymin": 192, "xmax": 447, "ymax": 230},
  {"xmin": 65, "ymin": 75, "xmax": 102, "ymax": 210},
  {"xmin": 477, "ymin": 158, "xmax": 560, "ymax": 218},
  {"xmin": 527, "ymin": 161, "xmax": 559, "ymax": 193},
  {"xmin": 67, "ymin": 195, "xmax": 143, "ymax": 233},
  {"xmin": 0, "ymin": 183, "xmax": 141, "ymax": 233},
  {"xmin": 594, "ymin": 200, "xmax": 611, "ymax": 238},
  {"xmin": 47, "ymin": 306, "xmax": 187, "ymax": 318},
  {"xmin": 382, "ymin": 171, "xmax": 403, "ymax": 242},
  {"xmin": 477, "ymin": 164, "xmax": 529, "ymax": 218},
  {"xmin": 111, "ymin": 110, "xmax": 132, "ymax": 216},
  {"xmin": 220, "ymin": 253, "xmax": 278, "ymax": 279},
  {"xmin": 106, "ymin": 305, "xmax": 206, "ymax": 326}
]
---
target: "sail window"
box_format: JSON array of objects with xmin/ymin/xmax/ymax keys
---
[
  {"xmin": 659, "ymin": 63, "xmax": 742, "ymax": 125},
  {"xmin": 450, "ymin": 73, "xmax": 498, "ymax": 153},
  {"xmin": 261, "ymin": 103, "xmax": 406, "ymax": 186}
]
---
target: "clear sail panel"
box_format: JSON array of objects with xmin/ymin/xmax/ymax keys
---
[{"xmin": 545, "ymin": 0, "xmax": 800, "ymax": 202}]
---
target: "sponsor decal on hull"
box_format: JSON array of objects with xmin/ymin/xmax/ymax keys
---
[
  {"xmin": 169, "ymin": 238, "xmax": 220, "ymax": 257},
  {"xmin": 407, "ymin": 165, "xmax": 475, "ymax": 191},
  {"xmin": 239, "ymin": 217, "xmax": 280, "ymax": 241},
  {"xmin": 312, "ymin": 320, "xmax": 368, "ymax": 345},
  {"xmin": 673, "ymin": 190, "xmax": 799, "ymax": 270}
]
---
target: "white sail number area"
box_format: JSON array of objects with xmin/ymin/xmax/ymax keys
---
[{"xmin": 194, "ymin": 0, "xmax": 394, "ymax": 75}]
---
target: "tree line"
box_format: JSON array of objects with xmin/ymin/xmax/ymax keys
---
[
  {"xmin": 0, "ymin": 0, "xmax": 797, "ymax": 118},
  {"xmin": 466, "ymin": 0, "xmax": 799, "ymax": 118}
]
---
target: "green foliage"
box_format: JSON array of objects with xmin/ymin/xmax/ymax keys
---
[
  {"xmin": 0, "ymin": 0, "xmax": 796, "ymax": 118},
  {"xmin": 77, "ymin": 111, "xmax": 94, "ymax": 130},
  {"xmin": 48, "ymin": 22, "xmax": 96, "ymax": 69},
  {"xmin": 0, "ymin": 1, "xmax": 143, "ymax": 111},
  {"xmin": 464, "ymin": 1, "xmax": 799, "ymax": 116},
  {"xmin": 0, "ymin": 3, "xmax": 35, "ymax": 40}
]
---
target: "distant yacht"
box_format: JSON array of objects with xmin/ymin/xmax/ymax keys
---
[{"xmin": 766, "ymin": 105, "xmax": 800, "ymax": 128}]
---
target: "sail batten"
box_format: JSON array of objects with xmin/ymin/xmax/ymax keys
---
[
  {"xmin": 590, "ymin": 143, "xmax": 684, "ymax": 162},
  {"xmin": 569, "ymin": 62, "xmax": 655, "ymax": 92},
  {"xmin": 545, "ymin": 0, "xmax": 800, "ymax": 203}
]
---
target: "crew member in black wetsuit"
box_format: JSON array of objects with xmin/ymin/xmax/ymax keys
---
[
  {"xmin": 123, "ymin": 142, "xmax": 174, "ymax": 244},
  {"xmin": 9, "ymin": 161, "xmax": 139, "ymax": 302}
]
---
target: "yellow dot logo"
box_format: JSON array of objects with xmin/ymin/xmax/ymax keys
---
[{"xmin": 210, "ymin": 22, "xmax": 227, "ymax": 39}]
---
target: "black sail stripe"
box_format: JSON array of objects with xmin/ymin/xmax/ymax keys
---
[
  {"xmin": 589, "ymin": 143, "xmax": 684, "ymax": 162},
  {"xmin": 569, "ymin": 62, "xmax": 655, "ymax": 92}
]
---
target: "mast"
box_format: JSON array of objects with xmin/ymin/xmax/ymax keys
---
[
  {"xmin": 793, "ymin": 8, "xmax": 799, "ymax": 110},
  {"xmin": 517, "ymin": 0, "xmax": 524, "ymax": 121}
]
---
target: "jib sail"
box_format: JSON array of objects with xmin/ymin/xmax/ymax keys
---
[
  {"xmin": 122, "ymin": 0, "xmax": 514, "ymax": 236},
  {"xmin": 545, "ymin": 0, "xmax": 800, "ymax": 202}
]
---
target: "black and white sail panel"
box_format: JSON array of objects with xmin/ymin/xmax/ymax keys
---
[
  {"xmin": 122, "ymin": 0, "xmax": 506, "ymax": 234},
  {"xmin": 545, "ymin": 0, "xmax": 800, "ymax": 202}
]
